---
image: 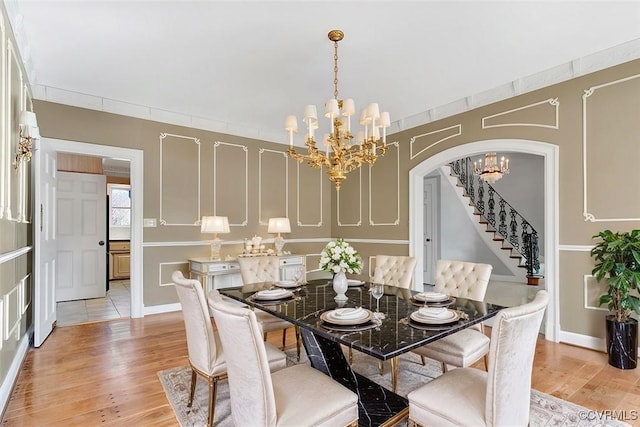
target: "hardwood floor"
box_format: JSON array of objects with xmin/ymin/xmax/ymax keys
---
[{"xmin": 2, "ymin": 312, "xmax": 640, "ymax": 426}]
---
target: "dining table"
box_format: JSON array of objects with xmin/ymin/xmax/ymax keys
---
[{"xmin": 218, "ymin": 279, "xmax": 506, "ymax": 427}]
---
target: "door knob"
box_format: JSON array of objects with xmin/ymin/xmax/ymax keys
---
[
  {"xmin": 98, "ymin": 241, "xmax": 105, "ymax": 246},
  {"xmin": 425, "ymin": 238, "xmax": 431, "ymax": 242}
]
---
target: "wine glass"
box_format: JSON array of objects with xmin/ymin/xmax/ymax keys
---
[{"xmin": 370, "ymin": 283, "xmax": 385, "ymax": 320}]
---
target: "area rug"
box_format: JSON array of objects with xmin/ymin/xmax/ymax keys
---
[{"xmin": 158, "ymin": 350, "xmax": 629, "ymax": 427}]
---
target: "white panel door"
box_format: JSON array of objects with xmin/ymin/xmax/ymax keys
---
[
  {"xmin": 423, "ymin": 177, "xmax": 439, "ymax": 285},
  {"xmin": 33, "ymin": 139, "xmax": 58, "ymax": 347},
  {"xmin": 56, "ymin": 171, "xmax": 106, "ymax": 301}
]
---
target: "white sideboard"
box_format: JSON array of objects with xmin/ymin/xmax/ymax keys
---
[{"xmin": 189, "ymin": 254, "xmax": 306, "ymax": 292}]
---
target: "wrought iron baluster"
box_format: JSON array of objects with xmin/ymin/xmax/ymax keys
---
[
  {"xmin": 477, "ymin": 180, "xmax": 485, "ymax": 214},
  {"xmin": 509, "ymin": 209, "xmax": 519, "ymax": 249},
  {"xmin": 498, "ymin": 200, "xmax": 507, "ymax": 237},
  {"xmin": 487, "ymin": 187, "xmax": 496, "ymax": 227}
]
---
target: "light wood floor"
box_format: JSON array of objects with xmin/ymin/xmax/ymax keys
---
[{"xmin": 2, "ymin": 312, "xmax": 640, "ymax": 426}]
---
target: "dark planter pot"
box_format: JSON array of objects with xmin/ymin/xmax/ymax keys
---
[{"xmin": 606, "ymin": 315, "xmax": 638, "ymax": 369}]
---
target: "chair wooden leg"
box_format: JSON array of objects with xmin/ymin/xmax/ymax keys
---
[
  {"xmin": 441, "ymin": 362, "xmax": 448, "ymax": 373},
  {"xmin": 263, "ymin": 331, "xmax": 267, "ymax": 341},
  {"xmin": 188, "ymin": 369, "xmax": 197, "ymax": 407},
  {"xmin": 281, "ymin": 329, "xmax": 287, "ymax": 350},
  {"xmin": 295, "ymin": 326, "xmax": 301, "ymax": 361},
  {"xmin": 348, "ymin": 347, "xmax": 353, "ymax": 365},
  {"xmin": 208, "ymin": 376, "xmax": 219, "ymax": 427},
  {"xmin": 483, "ymin": 354, "xmax": 489, "ymax": 371},
  {"xmin": 420, "ymin": 355, "xmax": 426, "ymax": 366},
  {"xmin": 379, "ymin": 360, "xmax": 384, "ymax": 375}
]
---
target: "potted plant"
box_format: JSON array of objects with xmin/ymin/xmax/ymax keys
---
[{"xmin": 591, "ymin": 229, "xmax": 640, "ymax": 369}]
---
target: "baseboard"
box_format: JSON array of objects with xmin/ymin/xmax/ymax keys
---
[
  {"xmin": 143, "ymin": 303, "xmax": 181, "ymax": 316},
  {"xmin": 0, "ymin": 327, "xmax": 32, "ymax": 417},
  {"xmin": 559, "ymin": 330, "xmax": 605, "ymax": 352}
]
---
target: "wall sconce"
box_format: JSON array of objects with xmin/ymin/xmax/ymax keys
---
[
  {"xmin": 201, "ymin": 216, "xmax": 230, "ymax": 260},
  {"xmin": 13, "ymin": 110, "xmax": 40, "ymax": 169},
  {"xmin": 268, "ymin": 217, "xmax": 291, "ymax": 255}
]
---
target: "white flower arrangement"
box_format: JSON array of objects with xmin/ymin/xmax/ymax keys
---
[{"xmin": 319, "ymin": 238, "xmax": 363, "ymax": 274}]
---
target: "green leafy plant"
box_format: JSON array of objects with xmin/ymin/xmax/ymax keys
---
[{"xmin": 591, "ymin": 229, "xmax": 640, "ymax": 322}]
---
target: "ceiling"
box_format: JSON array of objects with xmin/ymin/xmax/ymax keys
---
[{"xmin": 6, "ymin": 1, "xmax": 640, "ymax": 145}]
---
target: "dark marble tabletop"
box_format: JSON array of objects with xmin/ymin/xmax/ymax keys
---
[{"xmin": 219, "ymin": 279, "xmax": 506, "ymax": 361}]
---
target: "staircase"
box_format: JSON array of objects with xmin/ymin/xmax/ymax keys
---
[{"xmin": 449, "ymin": 157, "xmax": 543, "ymax": 285}]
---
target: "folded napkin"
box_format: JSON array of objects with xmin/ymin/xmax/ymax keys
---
[
  {"xmin": 255, "ymin": 289, "xmax": 288, "ymax": 298},
  {"xmin": 417, "ymin": 307, "xmax": 451, "ymax": 319},
  {"xmin": 416, "ymin": 291, "xmax": 448, "ymax": 301},
  {"xmin": 332, "ymin": 307, "xmax": 365, "ymax": 319}
]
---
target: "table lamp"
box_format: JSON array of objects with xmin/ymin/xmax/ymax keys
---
[
  {"xmin": 268, "ymin": 217, "xmax": 291, "ymax": 255},
  {"xmin": 201, "ymin": 216, "xmax": 230, "ymax": 260}
]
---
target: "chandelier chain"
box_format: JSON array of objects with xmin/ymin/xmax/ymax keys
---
[{"xmin": 333, "ymin": 40, "xmax": 339, "ymax": 100}]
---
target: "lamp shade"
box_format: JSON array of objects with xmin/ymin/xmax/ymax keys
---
[
  {"xmin": 19, "ymin": 110, "xmax": 38, "ymax": 127},
  {"xmin": 200, "ymin": 216, "xmax": 230, "ymax": 234},
  {"xmin": 268, "ymin": 217, "xmax": 291, "ymax": 234}
]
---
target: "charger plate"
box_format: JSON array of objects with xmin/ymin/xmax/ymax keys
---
[
  {"xmin": 320, "ymin": 308, "xmax": 373, "ymax": 326},
  {"xmin": 409, "ymin": 309, "xmax": 460, "ymax": 325}
]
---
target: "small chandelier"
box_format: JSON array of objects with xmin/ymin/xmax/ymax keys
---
[
  {"xmin": 285, "ymin": 29, "xmax": 390, "ymax": 190},
  {"xmin": 474, "ymin": 152, "xmax": 510, "ymax": 184}
]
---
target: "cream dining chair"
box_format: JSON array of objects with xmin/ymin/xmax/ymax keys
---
[
  {"xmin": 352, "ymin": 255, "xmax": 416, "ymax": 392},
  {"xmin": 209, "ymin": 293, "xmax": 359, "ymax": 427},
  {"xmin": 171, "ymin": 271, "xmax": 287, "ymax": 427},
  {"xmin": 411, "ymin": 259, "xmax": 493, "ymax": 373},
  {"xmin": 237, "ymin": 256, "xmax": 301, "ymax": 360},
  {"xmin": 407, "ymin": 290, "xmax": 548, "ymax": 427}
]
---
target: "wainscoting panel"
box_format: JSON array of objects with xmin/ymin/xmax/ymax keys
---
[
  {"xmin": 582, "ymin": 74, "xmax": 640, "ymax": 222},
  {"xmin": 213, "ymin": 141, "xmax": 248, "ymax": 226},
  {"xmin": 410, "ymin": 124, "xmax": 461, "ymax": 160},
  {"xmin": 159, "ymin": 262, "xmax": 189, "ymax": 287},
  {"xmin": 4, "ymin": 284, "xmax": 19, "ymax": 340},
  {"xmin": 159, "ymin": 133, "xmax": 200, "ymax": 226},
  {"xmin": 481, "ymin": 98, "xmax": 559, "ymax": 129},
  {"xmin": 369, "ymin": 142, "xmax": 399, "ymax": 226},
  {"xmin": 258, "ymin": 148, "xmax": 288, "ymax": 225},
  {"xmin": 296, "ymin": 161, "xmax": 323, "ymax": 227},
  {"xmin": 337, "ymin": 168, "xmax": 362, "ymax": 227},
  {"xmin": 7, "ymin": 40, "xmax": 22, "ymax": 222},
  {"xmin": 0, "ymin": 16, "xmax": 6, "ymax": 220}
]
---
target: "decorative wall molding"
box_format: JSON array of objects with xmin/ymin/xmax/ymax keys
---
[
  {"xmin": 258, "ymin": 148, "xmax": 289, "ymax": 225},
  {"xmin": 21, "ymin": 273, "xmax": 30, "ymax": 314},
  {"xmin": 337, "ymin": 168, "xmax": 362, "ymax": 226},
  {"xmin": 369, "ymin": 141, "xmax": 400, "ymax": 226},
  {"xmin": 0, "ymin": 16, "xmax": 5, "ymax": 221},
  {"xmin": 410, "ymin": 124, "xmax": 462, "ymax": 160},
  {"xmin": 559, "ymin": 244, "xmax": 593, "ymax": 252},
  {"xmin": 481, "ymin": 98, "xmax": 559, "ymax": 129},
  {"xmin": 4, "ymin": 284, "xmax": 20, "ymax": 339},
  {"xmin": 0, "ymin": 246, "xmax": 31, "ymax": 264},
  {"xmin": 582, "ymin": 73, "xmax": 640, "ymax": 222},
  {"xmin": 296, "ymin": 162, "xmax": 323, "ymax": 227},
  {"xmin": 583, "ymin": 274, "xmax": 607, "ymax": 311},
  {"xmin": 5, "ymin": 40, "xmax": 23, "ymax": 222},
  {"xmin": 214, "ymin": 141, "xmax": 248, "ymax": 226},
  {"xmin": 159, "ymin": 261, "xmax": 189, "ymax": 287},
  {"xmin": 159, "ymin": 133, "xmax": 201, "ymax": 226}
]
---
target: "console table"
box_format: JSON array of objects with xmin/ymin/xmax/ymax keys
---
[{"xmin": 189, "ymin": 254, "xmax": 306, "ymax": 292}]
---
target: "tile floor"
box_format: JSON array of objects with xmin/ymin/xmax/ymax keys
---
[{"xmin": 56, "ymin": 280, "xmax": 131, "ymax": 326}]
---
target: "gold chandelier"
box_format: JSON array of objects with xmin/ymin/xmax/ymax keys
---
[
  {"xmin": 285, "ymin": 29, "xmax": 390, "ymax": 190},
  {"xmin": 474, "ymin": 152, "xmax": 510, "ymax": 183}
]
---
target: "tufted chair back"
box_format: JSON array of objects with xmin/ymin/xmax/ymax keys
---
[
  {"xmin": 238, "ymin": 256, "xmax": 279, "ymax": 284},
  {"xmin": 172, "ymin": 271, "xmax": 221, "ymax": 375},
  {"xmin": 372, "ymin": 255, "xmax": 417, "ymax": 289},
  {"xmin": 433, "ymin": 259, "xmax": 492, "ymax": 300}
]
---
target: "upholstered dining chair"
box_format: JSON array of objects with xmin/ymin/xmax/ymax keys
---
[
  {"xmin": 407, "ymin": 290, "xmax": 548, "ymax": 427},
  {"xmin": 353, "ymin": 255, "xmax": 417, "ymax": 386},
  {"xmin": 237, "ymin": 256, "xmax": 301, "ymax": 359},
  {"xmin": 411, "ymin": 259, "xmax": 493, "ymax": 373},
  {"xmin": 171, "ymin": 271, "xmax": 287, "ymax": 427},
  {"xmin": 372, "ymin": 255, "xmax": 418, "ymax": 289},
  {"xmin": 209, "ymin": 294, "xmax": 360, "ymax": 427}
]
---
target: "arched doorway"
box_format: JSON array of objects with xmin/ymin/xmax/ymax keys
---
[{"xmin": 408, "ymin": 139, "xmax": 559, "ymax": 342}]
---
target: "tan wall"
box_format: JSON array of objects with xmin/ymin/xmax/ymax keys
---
[
  {"xmin": 32, "ymin": 101, "xmax": 332, "ymax": 307},
  {"xmin": 335, "ymin": 58, "xmax": 640, "ymax": 342},
  {"xmin": 0, "ymin": 2, "xmax": 35, "ymax": 400},
  {"xmin": 24, "ymin": 48, "xmax": 640, "ymax": 344}
]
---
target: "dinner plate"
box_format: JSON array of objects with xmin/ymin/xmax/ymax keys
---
[
  {"xmin": 413, "ymin": 292, "xmax": 450, "ymax": 302},
  {"xmin": 275, "ymin": 280, "xmax": 300, "ymax": 289},
  {"xmin": 252, "ymin": 289, "xmax": 295, "ymax": 301},
  {"xmin": 409, "ymin": 309, "xmax": 460, "ymax": 325},
  {"xmin": 410, "ymin": 296, "xmax": 455, "ymax": 307},
  {"xmin": 347, "ymin": 279, "xmax": 365, "ymax": 287},
  {"xmin": 320, "ymin": 308, "xmax": 373, "ymax": 326}
]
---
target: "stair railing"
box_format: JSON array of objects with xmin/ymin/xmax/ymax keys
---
[{"xmin": 450, "ymin": 157, "xmax": 540, "ymax": 277}]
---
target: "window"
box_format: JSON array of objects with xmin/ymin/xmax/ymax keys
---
[{"xmin": 108, "ymin": 184, "xmax": 131, "ymax": 227}]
